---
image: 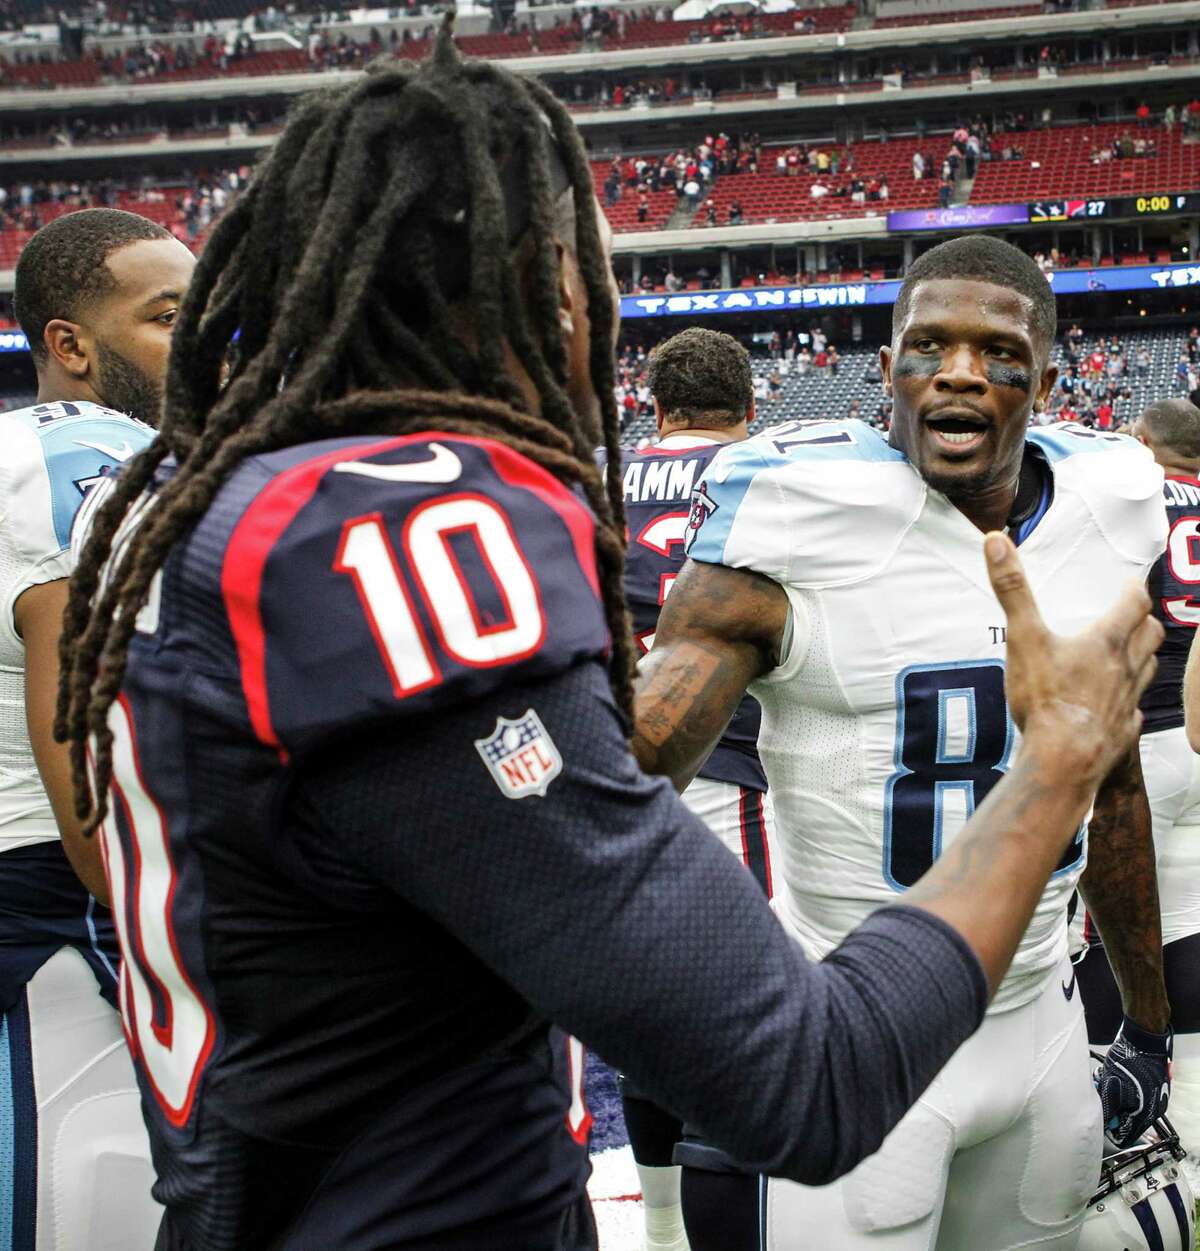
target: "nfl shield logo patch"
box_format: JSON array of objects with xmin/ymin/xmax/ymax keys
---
[{"xmin": 475, "ymin": 710, "xmax": 563, "ymax": 799}]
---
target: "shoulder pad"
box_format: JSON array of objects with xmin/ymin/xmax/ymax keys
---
[
  {"xmin": 685, "ymin": 420, "xmax": 924, "ymax": 587},
  {"xmin": 0, "ymin": 405, "xmax": 153, "ymax": 639},
  {"xmin": 217, "ymin": 432, "xmax": 610, "ymax": 755},
  {"xmin": 1031, "ymin": 426, "xmax": 1166, "ymax": 567}
]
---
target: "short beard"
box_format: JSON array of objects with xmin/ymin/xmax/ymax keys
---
[{"xmin": 95, "ymin": 342, "xmax": 163, "ymax": 427}]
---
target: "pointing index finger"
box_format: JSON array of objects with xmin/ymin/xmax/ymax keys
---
[{"xmin": 984, "ymin": 532, "xmax": 1046, "ymax": 641}]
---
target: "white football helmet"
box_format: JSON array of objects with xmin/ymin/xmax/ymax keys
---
[{"xmin": 1078, "ymin": 1114, "xmax": 1195, "ymax": 1251}]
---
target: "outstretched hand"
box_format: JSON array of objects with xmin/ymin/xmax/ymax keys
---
[{"xmin": 983, "ymin": 532, "xmax": 1162, "ymax": 791}]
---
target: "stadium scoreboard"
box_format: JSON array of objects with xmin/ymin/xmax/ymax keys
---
[{"xmin": 1028, "ymin": 194, "xmax": 1200, "ymax": 222}]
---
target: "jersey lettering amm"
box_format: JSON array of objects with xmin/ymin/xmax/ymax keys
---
[
  {"xmin": 686, "ymin": 419, "xmax": 1166, "ymax": 1012},
  {"xmin": 1141, "ymin": 473, "xmax": 1200, "ymax": 734}
]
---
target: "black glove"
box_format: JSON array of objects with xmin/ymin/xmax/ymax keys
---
[{"xmin": 1094, "ymin": 1016, "xmax": 1172, "ymax": 1149}]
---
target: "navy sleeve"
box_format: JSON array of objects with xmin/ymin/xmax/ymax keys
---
[
  {"xmin": 219, "ymin": 434, "xmax": 610, "ymax": 755},
  {"xmin": 294, "ymin": 658, "xmax": 987, "ymax": 1185}
]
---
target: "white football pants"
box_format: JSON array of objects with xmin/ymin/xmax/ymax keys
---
[
  {"xmin": 1140, "ymin": 725, "xmax": 1200, "ymax": 1161},
  {"xmin": 7, "ymin": 947, "xmax": 161, "ymax": 1250},
  {"xmin": 680, "ymin": 778, "xmax": 777, "ymax": 899},
  {"xmin": 763, "ymin": 958, "xmax": 1102, "ymax": 1251},
  {"xmin": 1140, "ymin": 726, "xmax": 1200, "ymax": 947}
]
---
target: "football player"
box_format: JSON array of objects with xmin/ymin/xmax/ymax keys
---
[
  {"xmin": 4, "ymin": 208, "xmax": 193, "ymax": 1248},
  {"xmin": 1078, "ymin": 397, "xmax": 1200, "ymax": 1186},
  {"xmin": 602, "ymin": 327, "xmax": 777, "ymax": 1251},
  {"xmin": 58, "ymin": 42, "xmax": 1161, "ymax": 1251},
  {"xmin": 637, "ymin": 235, "xmax": 1172, "ymax": 1251}
]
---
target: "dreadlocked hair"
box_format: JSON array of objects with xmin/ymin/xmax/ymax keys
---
[{"xmin": 56, "ymin": 20, "xmax": 633, "ymax": 836}]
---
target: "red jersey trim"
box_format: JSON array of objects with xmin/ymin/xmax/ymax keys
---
[{"xmin": 221, "ymin": 433, "xmax": 601, "ymax": 751}]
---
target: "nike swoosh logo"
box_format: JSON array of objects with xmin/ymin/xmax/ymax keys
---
[
  {"xmin": 74, "ymin": 437, "xmax": 135, "ymax": 462},
  {"xmin": 1062, "ymin": 971, "xmax": 1077, "ymax": 1001},
  {"xmin": 332, "ymin": 443, "xmax": 462, "ymax": 485}
]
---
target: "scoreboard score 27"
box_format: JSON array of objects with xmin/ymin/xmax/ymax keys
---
[{"xmin": 1029, "ymin": 194, "xmax": 1200, "ymax": 222}]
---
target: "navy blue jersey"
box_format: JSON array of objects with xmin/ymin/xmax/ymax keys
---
[
  {"xmin": 604, "ymin": 440, "xmax": 766, "ymax": 791},
  {"xmin": 1141, "ymin": 474, "xmax": 1200, "ymax": 734},
  {"xmin": 93, "ymin": 430, "xmax": 989, "ymax": 1251},
  {"xmin": 97, "ymin": 433, "xmax": 607, "ymax": 1250}
]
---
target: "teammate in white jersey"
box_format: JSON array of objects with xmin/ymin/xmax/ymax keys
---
[
  {"xmin": 634, "ymin": 236, "xmax": 1171, "ymax": 1251},
  {"xmin": 2, "ymin": 209, "xmax": 193, "ymax": 1248}
]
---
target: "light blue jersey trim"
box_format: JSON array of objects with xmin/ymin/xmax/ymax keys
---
[
  {"xmin": 86, "ymin": 895, "xmax": 118, "ymax": 985},
  {"xmin": 684, "ymin": 441, "xmax": 771, "ymax": 567},
  {"xmin": 685, "ymin": 420, "xmax": 903, "ymax": 566},
  {"xmin": 8, "ymin": 403, "xmax": 153, "ymax": 549},
  {"xmin": 1026, "ymin": 423, "xmax": 1132, "ymax": 463}
]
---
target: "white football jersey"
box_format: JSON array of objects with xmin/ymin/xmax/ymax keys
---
[
  {"xmin": 686, "ymin": 419, "xmax": 1166, "ymax": 1011},
  {"xmin": 0, "ymin": 401, "xmax": 153, "ymax": 849}
]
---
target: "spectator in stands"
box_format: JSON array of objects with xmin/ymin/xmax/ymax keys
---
[
  {"xmin": 912, "ymin": 150, "xmax": 924, "ymax": 181},
  {"xmin": 810, "ymin": 179, "xmax": 829, "ymax": 200},
  {"xmin": 1136, "ymin": 101, "xmax": 1151, "ymax": 127},
  {"xmin": 848, "ymin": 399, "xmax": 862, "ymax": 421},
  {"xmin": 728, "ymin": 201, "xmax": 743, "ymax": 225},
  {"xmin": 767, "ymin": 368, "xmax": 782, "ymax": 401},
  {"xmin": 1175, "ymin": 355, "xmax": 1192, "ymax": 394},
  {"xmin": 705, "ymin": 199, "xmax": 717, "ymax": 226},
  {"xmin": 863, "ymin": 357, "xmax": 882, "ymax": 385},
  {"xmin": 938, "ymin": 177, "xmax": 951, "ymax": 209},
  {"xmin": 828, "ymin": 345, "xmax": 840, "ymax": 376},
  {"xmin": 603, "ymin": 167, "xmax": 620, "ymax": 207},
  {"xmin": 813, "ymin": 345, "xmax": 829, "ymax": 374},
  {"xmin": 1136, "ymin": 347, "xmax": 1151, "ymax": 378},
  {"xmin": 965, "ymin": 133, "xmax": 979, "ymax": 179},
  {"xmin": 795, "ymin": 345, "xmax": 811, "ymax": 377}
]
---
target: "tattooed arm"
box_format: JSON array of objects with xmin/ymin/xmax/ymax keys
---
[
  {"xmin": 1078, "ymin": 748, "xmax": 1170, "ymax": 1032},
  {"xmin": 632, "ymin": 558, "xmax": 788, "ymax": 790}
]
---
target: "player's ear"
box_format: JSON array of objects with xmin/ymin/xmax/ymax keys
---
[
  {"xmin": 880, "ymin": 345, "xmax": 893, "ymax": 395},
  {"xmin": 653, "ymin": 396, "xmax": 665, "ymax": 434},
  {"xmin": 42, "ymin": 319, "xmax": 91, "ymax": 380},
  {"xmin": 1036, "ymin": 362, "xmax": 1058, "ymax": 413},
  {"xmin": 746, "ymin": 395, "xmax": 756, "ymax": 426},
  {"xmin": 553, "ymin": 237, "xmax": 580, "ymax": 341}
]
